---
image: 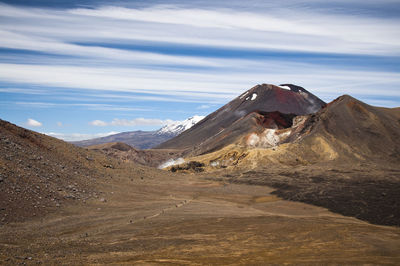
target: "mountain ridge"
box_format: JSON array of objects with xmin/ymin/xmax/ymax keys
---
[
  {"xmin": 176, "ymin": 93, "xmax": 400, "ymax": 171},
  {"xmin": 71, "ymin": 115, "xmax": 204, "ymax": 149},
  {"xmin": 156, "ymin": 83, "xmax": 326, "ymax": 155}
]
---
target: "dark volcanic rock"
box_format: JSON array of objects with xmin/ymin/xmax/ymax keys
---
[
  {"xmin": 156, "ymin": 84, "xmax": 325, "ymax": 155},
  {"xmin": 171, "ymin": 161, "xmax": 205, "ymax": 173}
]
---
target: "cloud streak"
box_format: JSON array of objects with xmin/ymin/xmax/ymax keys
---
[
  {"xmin": 1, "ymin": 62, "xmax": 399, "ymax": 104},
  {"xmin": 1, "ymin": 3, "xmax": 399, "ymax": 56},
  {"xmin": 45, "ymin": 131, "xmax": 120, "ymax": 141},
  {"xmin": 71, "ymin": 5, "xmax": 400, "ymax": 52},
  {"xmin": 89, "ymin": 118, "xmax": 175, "ymax": 127},
  {"xmin": 0, "ymin": 3, "xmax": 399, "ymax": 106}
]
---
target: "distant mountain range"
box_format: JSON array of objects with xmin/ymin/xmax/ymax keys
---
[{"xmin": 71, "ymin": 116, "xmax": 205, "ymax": 149}]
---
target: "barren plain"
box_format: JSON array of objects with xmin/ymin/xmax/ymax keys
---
[{"xmin": 1, "ymin": 162, "xmax": 400, "ymax": 265}]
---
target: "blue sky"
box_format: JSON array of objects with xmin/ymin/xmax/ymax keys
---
[{"xmin": 0, "ymin": 0, "xmax": 400, "ymax": 141}]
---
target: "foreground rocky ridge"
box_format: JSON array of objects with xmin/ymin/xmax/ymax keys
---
[{"xmin": 0, "ymin": 119, "xmax": 148, "ymax": 224}]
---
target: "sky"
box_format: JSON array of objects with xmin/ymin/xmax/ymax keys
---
[{"xmin": 0, "ymin": 0, "xmax": 400, "ymax": 141}]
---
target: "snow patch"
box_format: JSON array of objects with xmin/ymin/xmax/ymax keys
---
[
  {"xmin": 157, "ymin": 115, "xmax": 204, "ymax": 135},
  {"xmin": 239, "ymin": 90, "xmax": 249, "ymax": 99},
  {"xmin": 251, "ymin": 93, "xmax": 257, "ymax": 100},
  {"xmin": 158, "ymin": 158, "xmax": 185, "ymax": 169},
  {"xmin": 279, "ymin": 85, "xmax": 291, "ymax": 91}
]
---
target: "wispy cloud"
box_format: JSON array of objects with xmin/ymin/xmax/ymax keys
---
[
  {"xmin": 1, "ymin": 3, "xmax": 398, "ymax": 56},
  {"xmin": 45, "ymin": 131, "xmax": 120, "ymax": 141},
  {"xmin": 197, "ymin": 104, "xmax": 212, "ymax": 109},
  {"xmin": 1, "ymin": 62, "xmax": 399, "ymax": 104},
  {"xmin": 0, "ymin": 3, "xmax": 399, "ymax": 106},
  {"xmin": 0, "ymin": 87, "xmax": 46, "ymax": 94},
  {"xmin": 70, "ymin": 5, "xmax": 400, "ymax": 54},
  {"xmin": 89, "ymin": 118, "xmax": 175, "ymax": 127},
  {"xmin": 11, "ymin": 101, "xmax": 152, "ymax": 111}
]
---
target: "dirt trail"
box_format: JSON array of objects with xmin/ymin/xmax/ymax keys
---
[
  {"xmin": 1, "ymin": 169, "xmax": 400, "ymax": 265},
  {"xmin": 144, "ymin": 198, "xmax": 193, "ymax": 220}
]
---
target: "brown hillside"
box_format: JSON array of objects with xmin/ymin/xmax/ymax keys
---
[
  {"xmin": 288, "ymin": 95, "xmax": 400, "ymax": 163},
  {"xmin": 0, "ymin": 119, "xmax": 123, "ymax": 224},
  {"xmin": 181, "ymin": 95, "xmax": 400, "ymax": 170},
  {"xmin": 173, "ymin": 96, "xmax": 400, "ymax": 226}
]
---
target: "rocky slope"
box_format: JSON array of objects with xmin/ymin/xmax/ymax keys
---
[
  {"xmin": 156, "ymin": 84, "xmax": 326, "ymax": 155},
  {"xmin": 166, "ymin": 94, "xmax": 400, "ymax": 226},
  {"xmin": 0, "ymin": 119, "xmax": 126, "ymax": 224},
  {"xmin": 178, "ymin": 95, "xmax": 400, "ymax": 170}
]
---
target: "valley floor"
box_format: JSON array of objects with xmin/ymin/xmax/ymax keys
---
[{"xmin": 1, "ymin": 166, "xmax": 400, "ymax": 265}]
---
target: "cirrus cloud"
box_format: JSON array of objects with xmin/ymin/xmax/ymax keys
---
[
  {"xmin": 89, "ymin": 118, "xmax": 175, "ymax": 127},
  {"xmin": 45, "ymin": 131, "xmax": 120, "ymax": 141}
]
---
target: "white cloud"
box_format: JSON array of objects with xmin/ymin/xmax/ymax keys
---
[
  {"xmin": 12, "ymin": 101, "xmax": 152, "ymax": 111},
  {"xmin": 110, "ymin": 118, "xmax": 174, "ymax": 126},
  {"xmin": 17, "ymin": 101, "xmax": 56, "ymax": 108},
  {"xmin": 45, "ymin": 131, "xmax": 119, "ymax": 141},
  {"xmin": 0, "ymin": 3, "xmax": 399, "ymax": 107},
  {"xmin": 26, "ymin": 118, "xmax": 42, "ymax": 127},
  {"xmin": 0, "ymin": 87, "xmax": 46, "ymax": 94},
  {"xmin": 70, "ymin": 6, "xmax": 400, "ymax": 52},
  {"xmin": 0, "ymin": 3, "xmax": 398, "ymax": 57},
  {"xmin": 89, "ymin": 118, "xmax": 175, "ymax": 127},
  {"xmin": 1, "ymin": 62, "xmax": 400, "ymax": 106},
  {"xmin": 89, "ymin": 120, "xmax": 108, "ymax": 126},
  {"xmin": 197, "ymin": 104, "xmax": 212, "ymax": 109}
]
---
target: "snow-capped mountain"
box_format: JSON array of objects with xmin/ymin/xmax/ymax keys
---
[
  {"xmin": 156, "ymin": 115, "xmax": 205, "ymax": 136},
  {"xmin": 71, "ymin": 115, "xmax": 205, "ymax": 149}
]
